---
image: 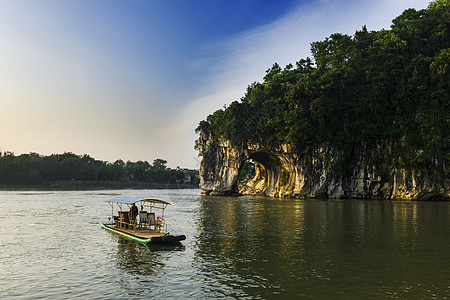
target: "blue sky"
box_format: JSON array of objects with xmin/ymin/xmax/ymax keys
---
[{"xmin": 0, "ymin": 0, "xmax": 430, "ymax": 168}]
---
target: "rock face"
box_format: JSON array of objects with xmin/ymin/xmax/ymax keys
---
[{"xmin": 196, "ymin": 134, "xmax": 450, "ymax": 200}]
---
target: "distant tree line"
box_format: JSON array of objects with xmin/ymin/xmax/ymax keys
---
[
  {"xmin": 196, "ymin": 1, "xmax": 449, "ymax": 177},
  {"xmin": 0, "ymin": 151, "xmax": 199, "ymax": 186}
]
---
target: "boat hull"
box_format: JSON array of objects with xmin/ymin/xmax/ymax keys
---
[{"xmin": 101, "ymin": 223, "xmax": 186, "ymax": 244}]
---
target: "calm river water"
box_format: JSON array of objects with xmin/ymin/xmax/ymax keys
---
[{"xmin": 1, "ymin": 189, "xmax": 450, "ymax": 299}]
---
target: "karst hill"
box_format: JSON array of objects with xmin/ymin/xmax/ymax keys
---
[{"xmin": 196, "ymin": 1, "xmax": 450, "ymax": 200}]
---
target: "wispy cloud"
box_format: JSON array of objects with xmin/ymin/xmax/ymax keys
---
[{"xmin": 0, "ymin": 0, "xmax": 430, "ymax": 168}]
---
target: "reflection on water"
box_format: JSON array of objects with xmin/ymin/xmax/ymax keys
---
[
  {"xmin": 194, "ymin": 196, "xmax": 450, "ymax": 299},
  {"xmin": 111, "ymin": 236, "xmax": 186, "ymax": 296},
  {"xmin": 115, "ymin": 237, "xmax": 165, "ymax": 276},
  {"xmin": 113, "ymin": 236, "xmax": 186, "ymax": 277},
  {"xmin": 1, "ymin": 190, "xmax": 450, "ymax": 299},
  {"xmin": 194, "ymin": 196, "xmax": 310, "ymax": 298}
]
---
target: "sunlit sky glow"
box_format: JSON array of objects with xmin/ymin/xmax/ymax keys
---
[{"xmin": 0, "ymin": 0, "xmax": 430, "ymax": 168}]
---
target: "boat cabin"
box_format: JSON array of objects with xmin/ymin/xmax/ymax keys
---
[{"xmin": 106, "ymin": 197, "xmax": 169, "ymax": 232}]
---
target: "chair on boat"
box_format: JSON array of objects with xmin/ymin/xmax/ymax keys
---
[
  {"xmin": 118, "ymin": 211, "xmax": 129, "ymax": 228},
  {"xmin": 138, "ymin": 211, "xmax": 148, "ymax": 229},
  {"xmin": 147, "ymin": 212, "xmax": 156, "ymax": 230}
]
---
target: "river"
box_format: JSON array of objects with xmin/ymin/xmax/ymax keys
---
[{"xmin": 1, "ymin": 189, "xmax": 449, "ymax": 299}]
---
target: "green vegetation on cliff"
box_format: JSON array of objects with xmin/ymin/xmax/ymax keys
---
[{"xmin": 197, "ymin": 1, "xmax": 450, "ymax": 176}]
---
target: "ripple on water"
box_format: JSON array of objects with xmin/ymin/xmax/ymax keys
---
[{"xmin": 1, "ymin": 192, "xmax": 450, "ymax": 298}]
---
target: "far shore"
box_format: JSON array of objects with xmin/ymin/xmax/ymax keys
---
[{"xmin": 0, "ymin": 180, "xmax": 200, "ymax": 191}]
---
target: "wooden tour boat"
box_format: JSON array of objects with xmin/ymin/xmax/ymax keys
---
[{"xmin": 102, "ymin": 196, "xmax": 186, "ymax": 244}]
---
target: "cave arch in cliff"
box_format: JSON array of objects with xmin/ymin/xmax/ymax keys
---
[{"xmin": 238, "ymin": 151, "xmax": 280, "ymax": 196}]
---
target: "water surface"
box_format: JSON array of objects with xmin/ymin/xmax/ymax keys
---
[{"xmin": 1, "ymin": 190, "xmax": 449, "ymax": 299}]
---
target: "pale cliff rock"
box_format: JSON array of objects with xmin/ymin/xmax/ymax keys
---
[{"xmin": 196, "ymin": 134, "xmax": 449, "ymax": 200}]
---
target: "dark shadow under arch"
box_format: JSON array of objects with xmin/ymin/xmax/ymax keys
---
[{"xmin": 238, "ymin": 151, "xmax": 280, "ymax": 196}]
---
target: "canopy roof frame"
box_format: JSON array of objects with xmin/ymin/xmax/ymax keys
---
[{"xmin": 106, "ymin": 197, "xmax": 170, "ymax": 211}]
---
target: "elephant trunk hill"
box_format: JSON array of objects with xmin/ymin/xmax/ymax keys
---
[{"xmin": 195, "ymin": 1, "xmax": 450, "ymax": 200}]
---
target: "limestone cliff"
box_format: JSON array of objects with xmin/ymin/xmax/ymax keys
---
[
  {"xmin": 196, "ymin": 134, "xmax": 450, "ymax": 200},
  {"xmin": 194, "ymin": 2, "xmax": 450, "ymax": 200}
]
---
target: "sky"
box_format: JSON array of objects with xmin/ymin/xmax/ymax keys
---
[{"xmin": 0, "ymin": 0, "xmax": 431, "ymax": 169}]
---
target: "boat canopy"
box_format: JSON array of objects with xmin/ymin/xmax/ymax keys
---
[{"xmin": 106, "ymin": 197, "xmax": 171, "ymax": 206}]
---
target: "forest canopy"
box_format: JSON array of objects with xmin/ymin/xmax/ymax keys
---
[
  {"xmin": 0, "ymin": 151, "xmax": 198, "ymax": 186},
  {"xmin": 196, "ymin": 1, "xmax": 450, "ymax": 175}
]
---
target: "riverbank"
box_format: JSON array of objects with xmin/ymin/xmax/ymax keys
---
[{"xmin": 0, "ymin": 180, "xmax": 200, "ymax": 191}]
